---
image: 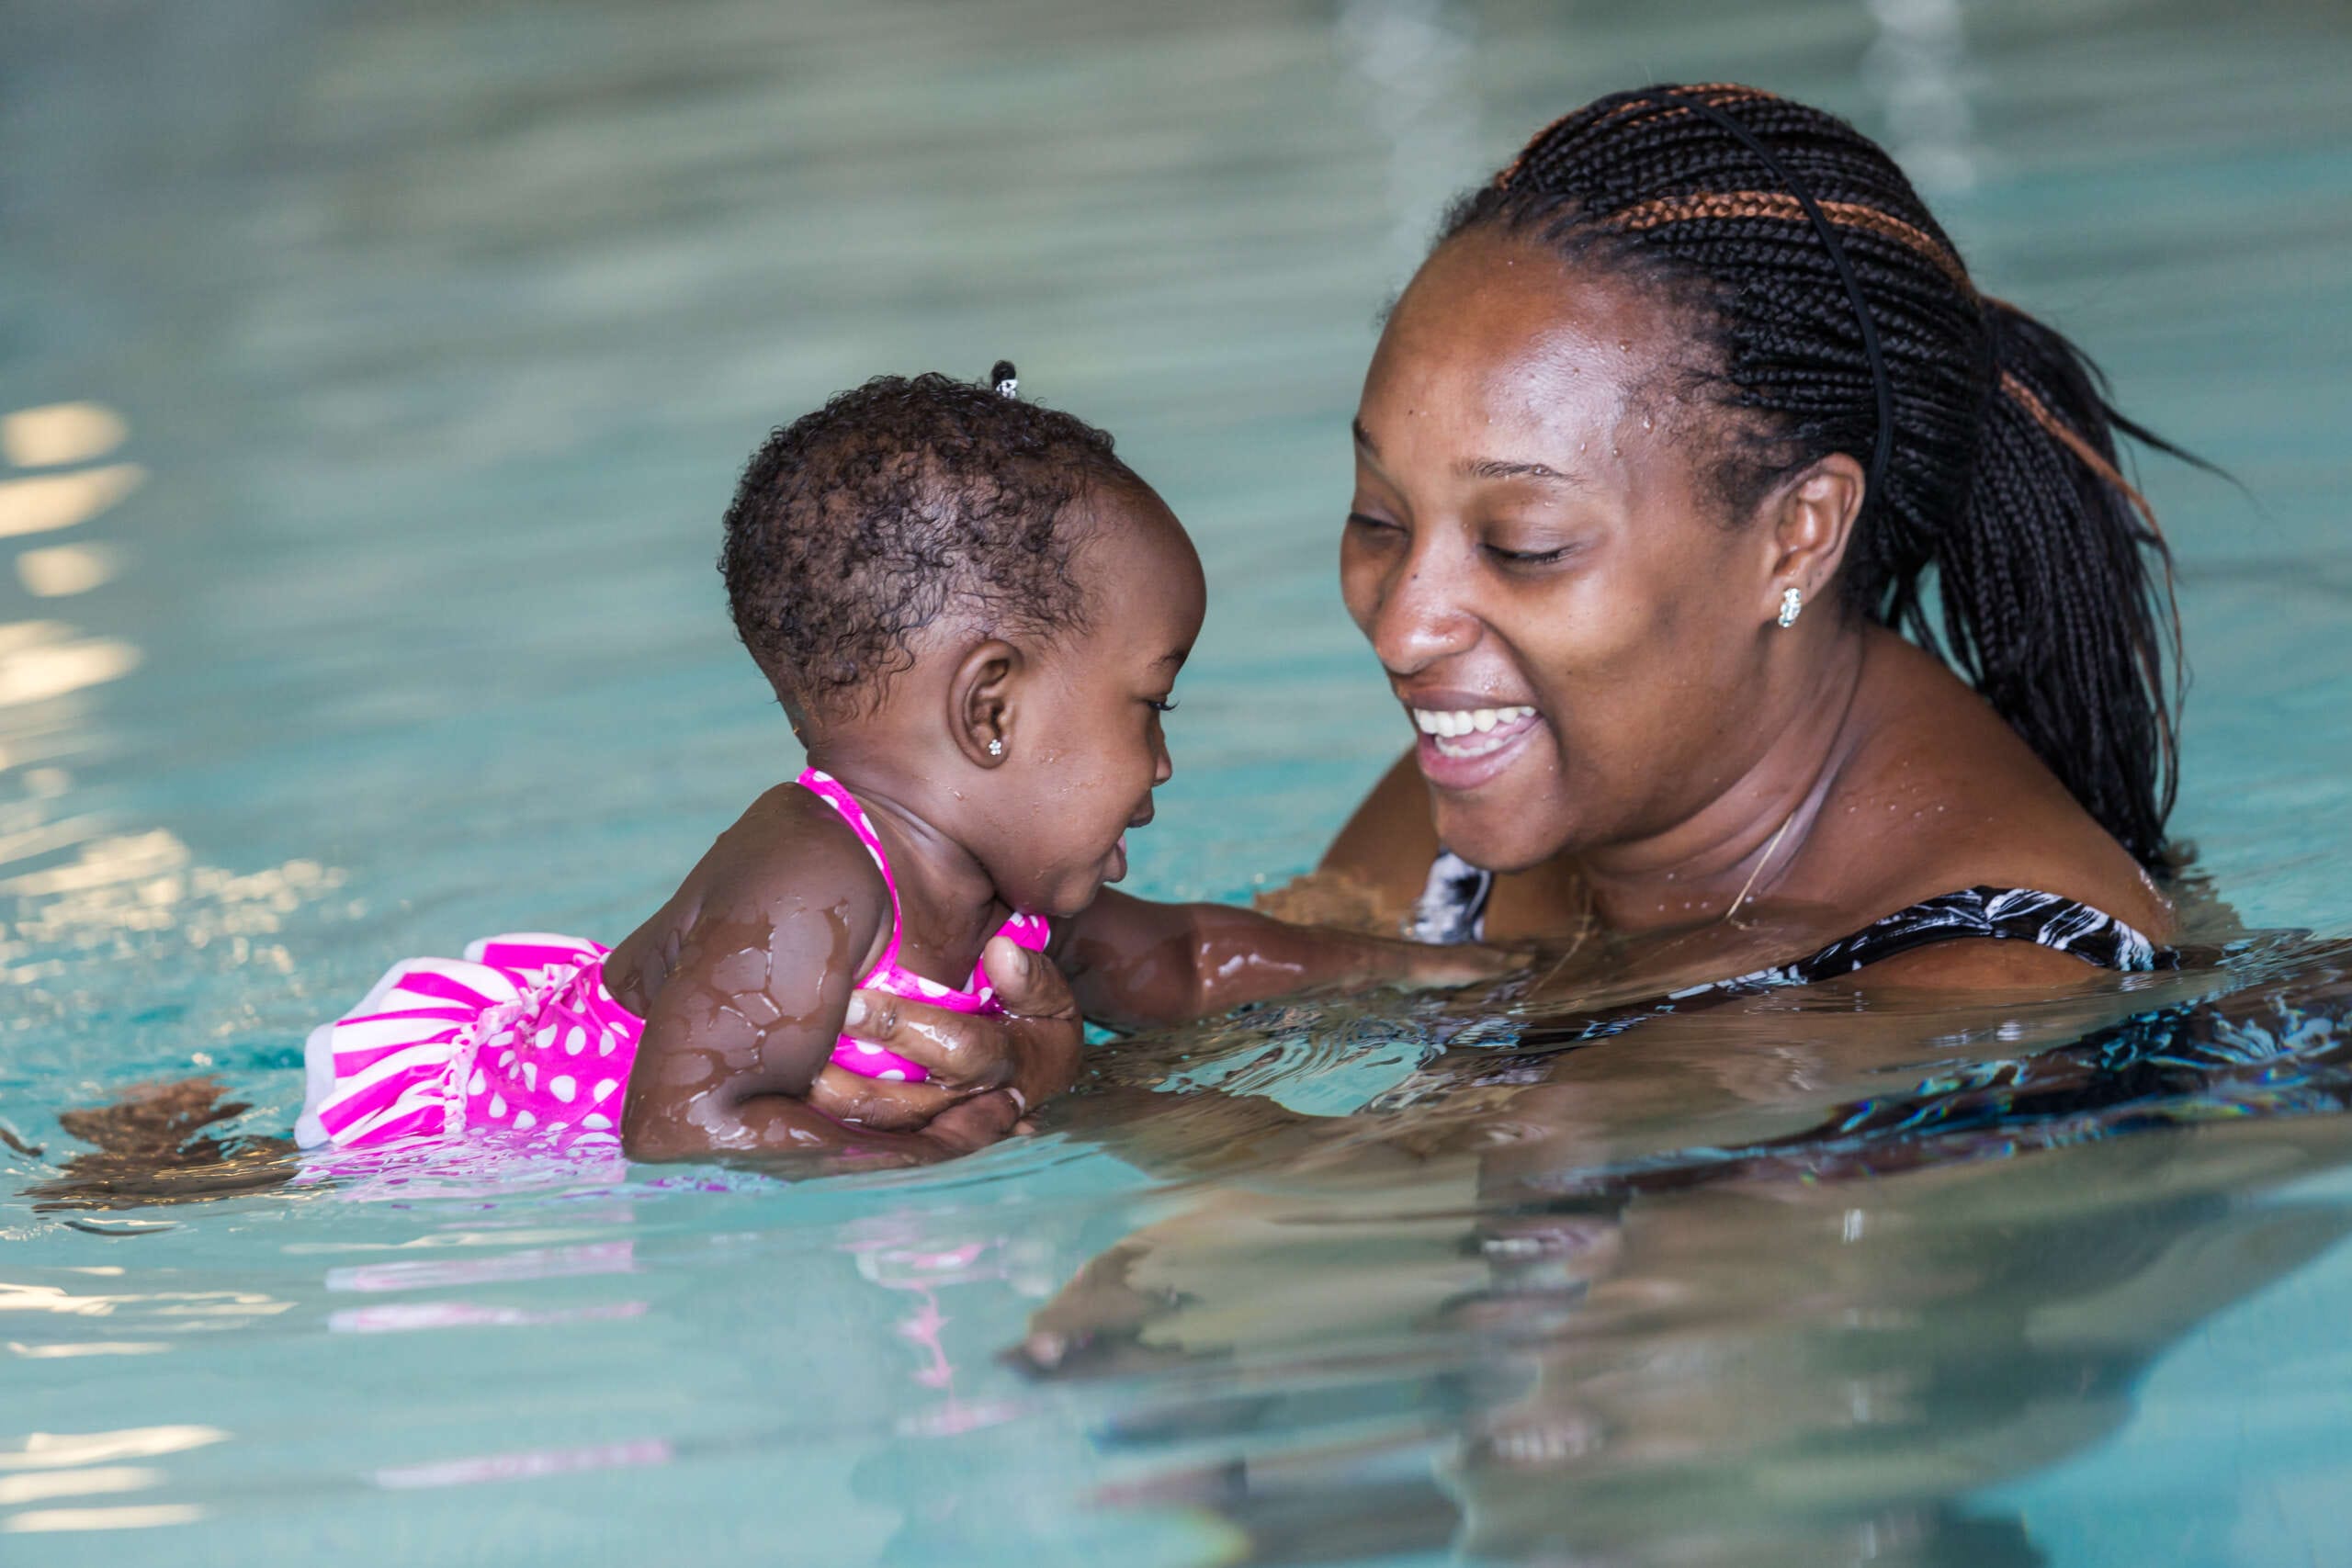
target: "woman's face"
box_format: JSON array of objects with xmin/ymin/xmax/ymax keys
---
[{"xmin": 1342, "ymin": 229, "xmax": 1783, "ymax": 874}]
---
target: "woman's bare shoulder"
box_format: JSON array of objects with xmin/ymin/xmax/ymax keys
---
[
  {"xmin": 1317, "ymin": 747, "xmax": 1443, "ymax": 897},
  {"xmin": 1816, "ymin": 633, "xmax": 2175, "ymax": 940}
]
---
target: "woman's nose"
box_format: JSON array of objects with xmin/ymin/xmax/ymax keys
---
[{"xmin": 1370, "ymin": 544, "xmax": 1480, "ymax": 674}]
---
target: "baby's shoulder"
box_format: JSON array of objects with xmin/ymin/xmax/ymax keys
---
[
  {"xmin": 609, "ymin": 784, "xmax": 893, "ymax": 1017},
  {"xmin": 696, "ymin": 782, "xmax": 892, "ymax": 922}
]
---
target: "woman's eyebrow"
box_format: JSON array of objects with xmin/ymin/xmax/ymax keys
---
[
  {"xmin": 1455, "ymin": 456, "xmax": 1578, "ymax": 483},
  {"xmin": 1352, "ymin": 419, "xmax": 1580, "ymax": 485}
]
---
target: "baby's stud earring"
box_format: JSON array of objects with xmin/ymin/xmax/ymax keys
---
[
  {"xmin": 1778, "ymin": 586, "xmax": 1804, "ymax": 629},
  {"xmin": 988, "ymin": 738, "xmax": 1004, "ymax": 757}
]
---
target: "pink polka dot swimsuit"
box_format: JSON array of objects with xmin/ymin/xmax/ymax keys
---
[
  {"xmin": 794, "ymin": 769, "xmax": 1053, "ymax": 1083},
  {"xmin": 294, "ymin": 769, "xmax": 1050, "ymax": 1156}
]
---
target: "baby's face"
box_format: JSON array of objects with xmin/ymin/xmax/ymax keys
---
[{"xmin": 981, "ymin": 484, "xmax": 1206, "ymax": 918}]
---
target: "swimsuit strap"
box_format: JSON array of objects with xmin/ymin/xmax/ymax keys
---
[
  {"xmin": 1412, "ymin": 849, "xmax": 2177, "ymax": 986},
  {"xmin": 1707, "ymin": 885, "xmax": 2177, "ymax": 993},
  {"xmin": 796, "ymin": 768, "xmax": 905, "ymax": 982},
  {"xmin": 1412, "ymin": 849, "xmax": 1496, "ymax": 944}
]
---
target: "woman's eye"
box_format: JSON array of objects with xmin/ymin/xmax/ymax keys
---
[
  {"xmin": 1345, "ymin": 512, "xmax": 1400, "ymax": 535},
  {"xmin": 1483, "ymin": 539, "xmax": 1577, "ymax": 567},
  {"xmin": 1146, "ymin": 697, "xmax": 1180, "ymax": 715}
]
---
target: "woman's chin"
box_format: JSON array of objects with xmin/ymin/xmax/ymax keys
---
[
  {"xmin": 1430, "ymin": 796, "xmax": 1573, "ymax": 876},
  {"xmin": 1422, "ymin": 743, "xmax": 1571, "ymax": 871}
]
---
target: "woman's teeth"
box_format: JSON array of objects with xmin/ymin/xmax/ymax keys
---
[
  {"xmin": 1412, "ymin": 705, "xmax": 1534, "ymax": 738},
  {"xmin": 1412, "ymin": 705, "xmax": 1539, "ymax": 759}
]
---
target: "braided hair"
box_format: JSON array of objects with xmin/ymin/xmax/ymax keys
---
[{"xmin": 1444, "ymin": 85, "xmax": 2187, "ymax": 866}]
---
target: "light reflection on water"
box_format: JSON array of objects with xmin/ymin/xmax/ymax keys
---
[{"xmin": 3, "ymin": 0, "xmax": 2351, "ymax": 1562}]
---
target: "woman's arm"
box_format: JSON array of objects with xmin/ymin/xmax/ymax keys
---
[{"xmin": 1054, "ymin": 889, "xmax": 1511, "ymax": 1032}]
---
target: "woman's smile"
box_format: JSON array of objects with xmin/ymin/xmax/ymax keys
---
[{"xmin": 1402, "ymin": 688, "xmax": 1548, "ymax": 790}]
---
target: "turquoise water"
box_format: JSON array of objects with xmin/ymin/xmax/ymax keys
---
[{"xmin": 5, "ymin": 0, "xmax": 2352, "ymax": 1562}]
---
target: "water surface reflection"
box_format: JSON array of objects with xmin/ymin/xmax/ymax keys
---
[{"xmin": 1025, "ymin": 947, "xmax": 2352, "ymax": 1564}]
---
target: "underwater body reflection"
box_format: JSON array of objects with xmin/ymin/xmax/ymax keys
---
[{"xmin": 1013, "ymin": 933, "xmax": 2352, "ymax": 1565}]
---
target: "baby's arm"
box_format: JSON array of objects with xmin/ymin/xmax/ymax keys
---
[
  {"xmin": 619, "ymin": 829, "xmax": 914, "ymax": 1163},
  {"xmin": 1054, "ymin": 889, "xmax": 1520, "ymax": 1033}
]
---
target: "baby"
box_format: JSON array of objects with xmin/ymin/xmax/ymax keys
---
[{"xmin": 298, "ymin": 366, "xmax": 1204, "ymax": 1164}]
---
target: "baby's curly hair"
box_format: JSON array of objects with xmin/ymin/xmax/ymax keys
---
[{"xmin": 721, "ymin": 367, "xmax": 1142, "ymax": 716}]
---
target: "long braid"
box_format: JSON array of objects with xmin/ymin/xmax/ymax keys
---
[{"xmin": 1444, "ymin": 85, "xmax": 2185, "ymax": 866}]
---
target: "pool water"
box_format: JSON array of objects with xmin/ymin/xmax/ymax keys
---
[{"xmin": 5, "ymin": 0, "xmax": 2351, "ymax": 1562}]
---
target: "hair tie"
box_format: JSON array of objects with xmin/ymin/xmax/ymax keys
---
[
  {"xmin": 989, "ymin": 360, "xmax": 1019, "ymax": 399},
  {"xmin": 1600, "ymin": 87, "xmax": 1894, "ymax": 513}
]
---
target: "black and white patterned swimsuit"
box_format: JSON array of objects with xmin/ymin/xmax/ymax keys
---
[{"xmin": 1408, "ymin": 850, "xmax": 2177, "ymax": 987}]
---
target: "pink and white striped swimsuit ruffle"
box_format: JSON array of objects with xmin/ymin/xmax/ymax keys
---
[{"xmin": 295, "ymin": 769, "xmax": 1051, "ymax": 1156}]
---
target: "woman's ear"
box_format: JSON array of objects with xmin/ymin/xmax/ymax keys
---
[
  {"xmin": 947, "ymin": 638, "xmax": 1022, "ymax": 767},
  {"xmin": 1758, "ymin": 453, "xmax": 1865, "ymax": 624}
]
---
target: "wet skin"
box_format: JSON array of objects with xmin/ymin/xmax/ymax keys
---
[
  {"xmin": 605, "ymin": 480, "xmax": 1207, "ymax": 1164},
  {"xmin": 842, "ymin": 228, "xmax": 2177, "ymax": 1114},
  {"xmin": 1319, "ymin": 229, "xmax": 2171, "ymax": 985}
]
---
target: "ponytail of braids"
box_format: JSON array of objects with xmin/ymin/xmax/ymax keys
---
[
  {"xmin": 1445, "ymin": 85, "xmax": 2187, "ymax": 866},
  {"xmin": 1950, "ymin": 301, "xmax": 2182, "ymax": 864}
]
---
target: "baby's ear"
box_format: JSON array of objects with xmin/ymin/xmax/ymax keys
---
[{"xmin": 947, "ymin": 638, "xmax": 1023, "ymax": 768}]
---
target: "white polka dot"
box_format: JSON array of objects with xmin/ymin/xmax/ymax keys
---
[
  {"xmin": 489, "ymin": 1093, "xmax": 508, "ymax": 1119},
  {"xmin": 852, "ymin": 1041, "xmax": 882, "ymax": 1055},
  {"xmin": 499, "ymin": 1049, "xmax": 516, "ymax": 1069},
  {"xmin": 593, "ymin": 1078, "xmax": 619, "ymax": 1104},
  {"xmin": 550, "ymin": 1075, "xmax": 577, "ymax": 1103},
  {"xmin": 878, "ymin": 1069, "xmax": 908, "ymax": 1082},
  {"xmin": 468, "ymin": 1068, "xmax": 486, "ymax": 1096},
  {"xmin": 583, "ymin": 1113, "xmax": 614, "ymax": 1131},
  {"xmin": 514, "ymin": 1110, "xmax": 537, "ymax": 1132},
  {"xmin": 596, "ymin": 1031, "xmax": 618, "ymax": 1055},
  {"xmin": 522, "ymin": 1062, "xmax": 538, "ymax": 1090},
  {"xmin": 535, "ymin": 1025, "xmax": 558, "ymax": 1049},
  {"xmin": 565, "ymin": 1025, "xmax": 588, "ymax": 1055}
]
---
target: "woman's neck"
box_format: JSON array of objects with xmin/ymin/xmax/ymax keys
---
[
  {"xmin": 803, "ymin": 748, "xmax": 1009, "ymax": 967},
  {"xmin": 1574, "ymin": 621, "xmax": 1872, "ymax": 933}
]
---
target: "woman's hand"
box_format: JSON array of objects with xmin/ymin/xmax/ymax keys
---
[
  {"xmin": 1397, "ymin": 939, "xmax": 1532, "ymax": 991},
  {"xmin": 806, "ymin": 935, "xmax": 1086, "ymax": 1133}
]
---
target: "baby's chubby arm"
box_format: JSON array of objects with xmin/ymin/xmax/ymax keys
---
[{"xmin": 618, "ymin": 829, "xmax": 1004, "ymax": 1165}]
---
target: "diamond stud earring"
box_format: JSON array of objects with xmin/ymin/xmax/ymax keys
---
[
  {"xmin": 1778, "ymin": 586, "xmax": 1804, "ymax": 629},
  {"xmin": 988, "ymin": 738, "xmax": 1004, "ymax": 757}
]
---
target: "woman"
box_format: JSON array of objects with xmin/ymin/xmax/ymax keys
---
[{"xmin": 812, "ymin": 84, "xmax": 2188, "ymax": 1136}]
